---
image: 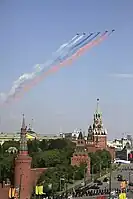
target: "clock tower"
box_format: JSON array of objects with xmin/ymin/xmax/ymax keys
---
[{"xmin": 90, "ymin": 99, "xmax": 107, "ymax": 148}]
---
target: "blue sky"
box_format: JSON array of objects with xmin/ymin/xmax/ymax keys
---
[{"xmin": 0, "ymin": 0, "xmax": 133, "ymax": 139}]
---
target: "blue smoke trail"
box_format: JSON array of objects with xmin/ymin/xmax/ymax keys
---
[
  {"xmin": 58, "ymin": 32, "xmax": 101, "ymax": 62},
  {"xmin": 73, "ymin": 32, "xmax": 100, "ymax": 50},
  {"xmin": 1, "ymin": 33, "xmax": 87, "ymax": 102},
  {"xmin": 69, "ymin": 34, "xmax": 86, "ymax": 46},
  {"xmin": 34, "ymin": 34, "xmax": 82, "ymax": 73},
  {"xmin": 52, "ymin": 33, "xmax": 86, "ymax": 64},
  {"xmin": 71, "ymin": 33, "xmax": 94, "ymax": 50},
  {"xmin": 55, "ymin": 34, "xmax": 80, "ymax": 53},
  {"xmin": 1, "ymin": 30, "xmax": 115, "ymax": 104},
  {"xmin": 54, "ymin": 34, "xmax": 92, "ymax": 63}
]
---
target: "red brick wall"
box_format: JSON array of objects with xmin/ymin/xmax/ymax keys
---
[
  {"xmin": 0, "ymin": 167, "xmax": 48, "ymax": 199},
  {"xmin": 14, "ymin": 154, "xmax": 48, "ymax": 199},
  {"xmin": 86, "ymin": 144, "xmax": 97, "ymax": 153},
  {"xmin": 0, "ymin": 183, "xmax": 10, "ymax": 199},
  {"xmin": 31, "ymin": 168, "xmax": 47, "ymax": 186},
  {"xmin": 107, "ymin": 146, "xmax": 115, "ymax": 161},
  {"xmin": 14, "ymin": 155, "xmax": 32, "ymax": 199},
  {"xmin": 71, "ymin": 154, "xmax": 90, "ymax": 176},
  {"xmin": 95, "ymin": 136, "xmax": 107, "ymax": 148}
]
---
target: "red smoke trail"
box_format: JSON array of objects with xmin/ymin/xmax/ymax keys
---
[{"xmin": 11, "ymin": 31, "xmax": 112, "ymax": 102}]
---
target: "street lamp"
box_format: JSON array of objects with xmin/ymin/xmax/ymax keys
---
[
  {"xmin": 84, "ymin": 166, "xmax": 87, "ymax": 186},
  {"xmin": 91, "ymin": 161, "xmax": 102, "ymax": 181},
  {"xmin": 99, "ymin": 161, "xmax": 102, "ymax": 177},
  {"xmin": 91, "ymin": 165, "xmax": 94, "ymax": 181},
  {"xmin": 73, "ymin": 170, "xmax": 78, "ymax": 183},
  {"xmin": 60, "ymin": 177, "xmax": 65, "ymax": 192},
  {"xmin": 65, "ymin": 174, "xmax": 68, "ymax": 199},
  {"xmin": 109, "ymin": 162, "xmax": 112, "ymax": 198},
  {"xmin": 129, "ymin": 171, "xmax": 131, "ymax": 191}
]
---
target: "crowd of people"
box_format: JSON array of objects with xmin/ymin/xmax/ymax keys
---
[
  {"xmin": 57, "ymin": 188, "xmax": 122, "ymax": 198},
  {"xmin": 31, "ymin": 188, "xmax": 125, "ymax": 198}
]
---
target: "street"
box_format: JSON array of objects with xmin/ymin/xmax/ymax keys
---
[
  {"xmin": 99, "ymin": 163, "xmax": 133, "ymax": 198},
  {"xmin": 72, "ymin": 163, "xmax": 133, "ymax": 198}
]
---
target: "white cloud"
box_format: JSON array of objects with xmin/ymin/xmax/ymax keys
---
[{"xmin": 110, "ymin": 73, "xmax": 133, "ymax": 78}]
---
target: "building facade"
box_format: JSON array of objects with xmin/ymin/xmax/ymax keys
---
[
  {"xmin": 71, "ymin": 99, "xmax": 115, "ymax": 174},
  {"xmin": 71, "ymin": 131, "xmax": 90, "ymax": 176},
  {"xmin": 107, "ymin": 137, "xmax": 132, "ymax": 151}
]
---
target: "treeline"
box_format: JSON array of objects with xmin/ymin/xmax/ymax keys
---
[
  {"xmin": 0, "ymin": 139, "xmax": 76, "ymax": 182},
  {"xmin": 0, "ymin": 138, "xmax": 112, "ymax": 193}
]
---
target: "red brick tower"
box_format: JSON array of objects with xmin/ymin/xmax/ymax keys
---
[
  {"xmin": 91, "ymin": 99, "xmax": 107, "ymax": 148},
  {"xmin": 86, "ymin": 99, "xmax": 115, "ymax": 161},
  {"xmin": 14, "ymin": 114, "xmax": 32, "ymax": 199},
  {"xmin": 71, "ymin": 131, "xmax": 90, "ymax": 176}
]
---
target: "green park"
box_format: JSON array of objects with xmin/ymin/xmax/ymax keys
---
[{"xmin": 0, "ymin": 138, "xmax": 112, "ymax": 194}]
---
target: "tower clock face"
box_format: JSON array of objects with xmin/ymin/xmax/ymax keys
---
[{"xmin": 98, "ymin": 124, "xmax": 101, "ymax": 129}]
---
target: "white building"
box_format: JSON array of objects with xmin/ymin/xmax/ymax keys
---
[{"xmin": 107, "ymin": 137, "xmax": 132, "ymax": 151}]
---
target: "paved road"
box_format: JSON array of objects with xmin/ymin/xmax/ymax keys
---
[
  {"xmin": 65, "ymin": 164, "xmax": 133, "ymax": 198},
  {"xmin": 91, "ymin": 163, "xmax": 133, "ymax": 198},
  {"xmin": 73, "ymin": 164, "xmax": 133, "ymax": 198}
]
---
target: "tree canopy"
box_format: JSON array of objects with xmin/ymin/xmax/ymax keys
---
[
  {"xmin": 0, "ymin": 138, "xmax": 112, "ymax": 193},
  {"xmin": 89, "ymin": 149, "xmax": 111, "ymax": 174}
]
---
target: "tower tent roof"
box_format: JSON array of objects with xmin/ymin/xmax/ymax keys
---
[
  {"xmin": 77, "ymin": 131, "xmax": 84, "ymax": 140},
  {"xmin": 22, "ymin": 114, "xmax": 26, "ymax": 130},
  {"xmin": 19, "ymin": 114, "xmax": 28, "ymax": 155},
  {"xmin": 88, "ymin": 125, "xmax": 92, "ymax": 130},
  {"xmin": 94, "ymin": 98, "xmax": 102, "ymax": 116}
]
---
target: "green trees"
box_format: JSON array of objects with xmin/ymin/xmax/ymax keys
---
[
  {"xmin": 0, "ymin": 153, "xmax": 16, "ymax": 183},
  {"xmin": 89, "ymin": 149, "xmax": 111, "ymax": 174},
  {"xmin": 30, "ymin": 139, "xmax": 75, "ymax": 168},
  {"xmin": 0, "ymin": 137, "xmax": 112, "ymax": 193},
  {"xmin": 37, "ymin": 163, "xmax": 87, "ymax": 193},
  {"xmin": 0, "ymin": 139, "xmax": 76, "ymax": 182},
  {"xmin": 2, "ymin": 140, "xmax": 19, "ymax": 153}
]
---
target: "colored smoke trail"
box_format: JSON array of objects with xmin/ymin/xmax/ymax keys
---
[
  {"xmin": 61, "ymin": 32, "xmax": 99, "ymax": 62},
  {"xmin": 0, "ymin": 33, "xmax": 84, "ymax": 104},
  {"xmin": 71, "ymin": 33, "xmax": 94, "ymax": 50},
  {"xmin": 0, "ymin": 30, "xmax": 115, "ymax": 105},
  {"xmin": 52, "ymin": 33, "xmax": 86, "ymax": 64},
  {"xmin": 0, "ymin": 32, "xmax": 96, "ymax": 104},
  {"xmin": 14, "ymin": 30, "xmax": 114, "ymax": 102}
]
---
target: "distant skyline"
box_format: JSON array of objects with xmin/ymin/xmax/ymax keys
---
[{"xmin": 0, "ymin": 1, "xmax": 133, "ymax": 139}]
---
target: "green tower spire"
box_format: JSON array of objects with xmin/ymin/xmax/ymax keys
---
[{"xmin": 19, "ymin": 114, "xmax": 28, "ymax": 155}]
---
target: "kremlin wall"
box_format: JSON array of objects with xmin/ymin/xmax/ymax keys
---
[
  {"xmin": 0, "ymin": 99, "xmax": 115, "ymax": 199},
  {"xmin": 71, "ymin": 99, "xmax": 115, "ymax": 174},
  {"xmin": 0, "ymin": 116, "xmax": 47, "ymax": 199}
]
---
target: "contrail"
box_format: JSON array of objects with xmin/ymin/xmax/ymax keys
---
[
  {"xmin": 0, "ymin": 34, "xmax": 81, "ymax": 103},
  {"xmin": 111, "ymin": 73, "xmax": 133, "ymax": 78},
  {"xmin": 71, "ymin": 32, "xmax": 94, "ymax": 50},
  {"xmin": 14, "ymin": 30, "xmax": 114, "ymax": 102},
  {"xmin": 53, "ymin": 33, "xmax": 86, "ymax": 63},
  {"xmin": 60, "ymin": 32, "xmax": 99, "ymax": 62},
  {"xmin": 56, "ymin": 34, "xmax": 79, "ymax": 53},
  {"xmin": 1, "ymin": 30, "xmax": 115, "ymax": 105},
  {"xmin": 0, "ymin": 33, "xmax": 93, "ymax": 104}
]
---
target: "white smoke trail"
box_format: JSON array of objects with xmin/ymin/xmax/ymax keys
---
[
  {"xmin": 0, "ymin": 34, "xmax": 84, "ymax": 103},
  {"xmin": 34, "ymin": 34, "xmax": 81, "ymax": 72},
  {"xmin": 52, "ymin": 34, "xmax": 86, "ymax": 63},
  {"xmin": 52, "ymin": 34, "xmax": 86, "ymax": 64},
  {"xmin": 70, "ymin": 34, "xmax": 85, "ymax": 45},
  {"xmin": 56, "ymin": 34, "xmax": 79, "ymax": 53}
]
